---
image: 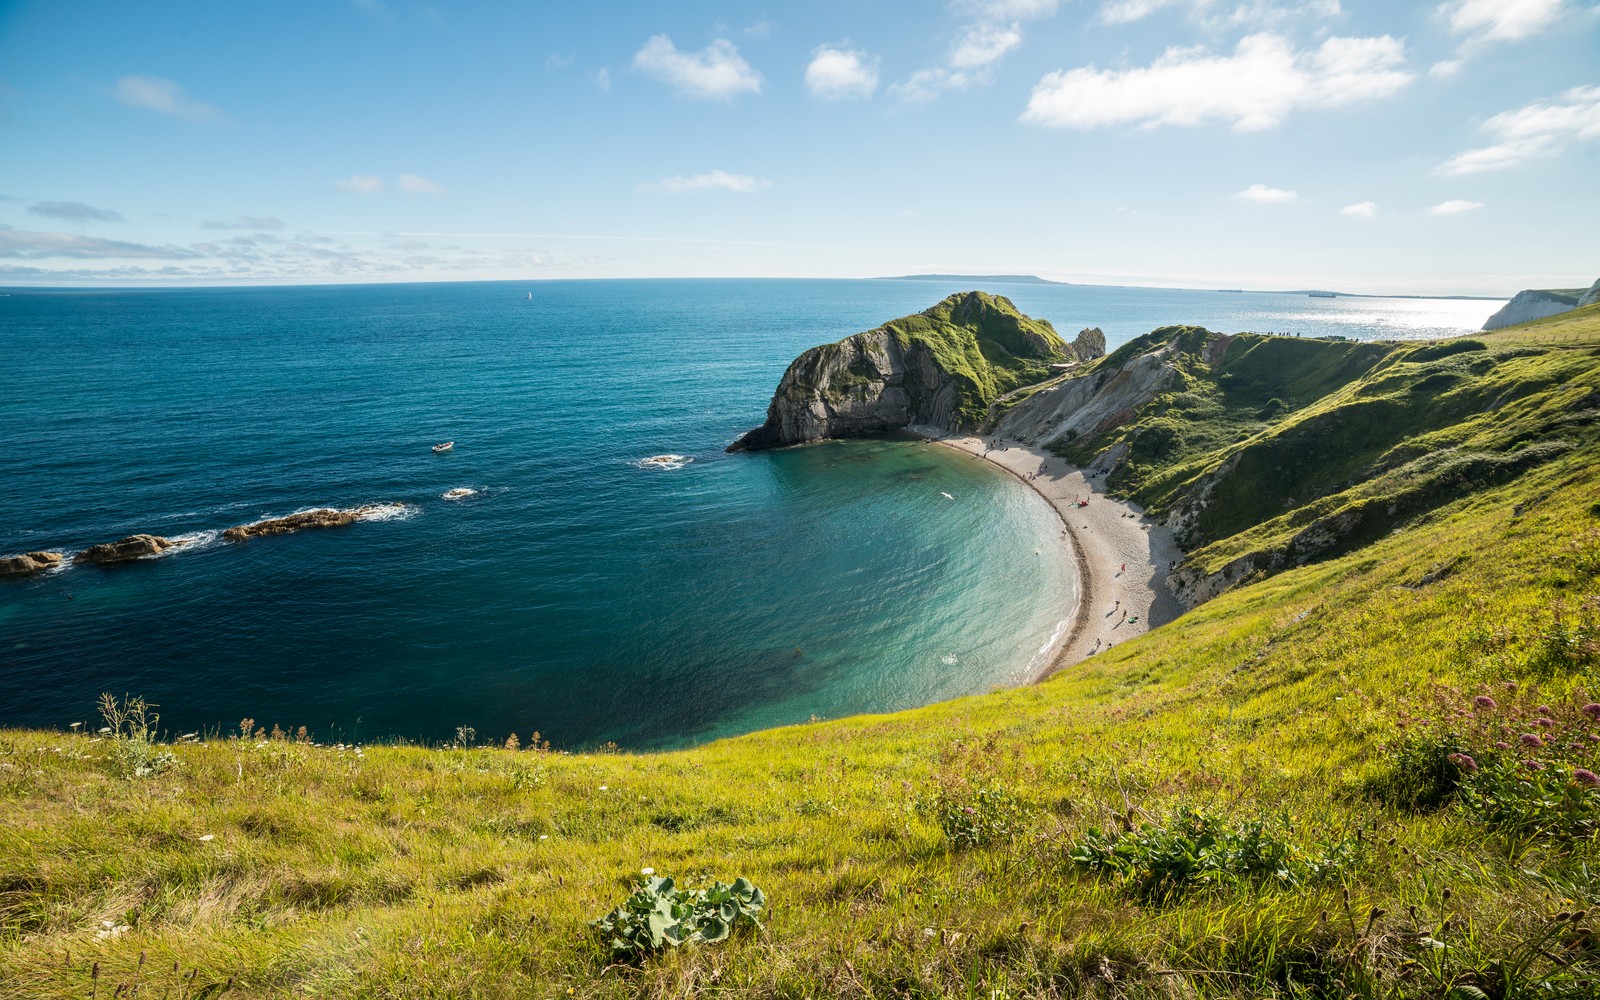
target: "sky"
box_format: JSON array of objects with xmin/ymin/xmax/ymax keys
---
[{"xmin": 0, "ymin": 0, "xmax": 1596, "ymax": 295}]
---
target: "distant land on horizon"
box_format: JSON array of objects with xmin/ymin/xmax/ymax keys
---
[{"xmin": 876, "ymin": 274, "xmax": 1505, "ymax": 301}]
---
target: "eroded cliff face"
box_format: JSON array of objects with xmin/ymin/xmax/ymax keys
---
[
  {"xmin": 1482, "ymin": 280, "xmax": 1597, "ymax": 330},
  {"xmin": 729, "ymin": 292, "xmax": 1096, "ymax": 451}
]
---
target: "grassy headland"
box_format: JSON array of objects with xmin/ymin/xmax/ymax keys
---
[{"xmin": 3, "ymin": 308, "xmax": 1599, "ymax": 998}]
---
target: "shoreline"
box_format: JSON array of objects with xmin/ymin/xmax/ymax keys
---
[{"xmin": 910, "ymin": 426, "xmax": 1186, "ymax": 681}]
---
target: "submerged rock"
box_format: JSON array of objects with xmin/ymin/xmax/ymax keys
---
[
  {"xmin": 223, "ymin": 506, "xmax": 392, "ymax": 541},
  {"xmin": 730, "ymin": 292, "xmax": 1099, "ymax": 451},
  {"xmin": 0, "ymin": 551, "xmax": 64, "ymax": 577},
  {"xmin": 75, "ymin": 535, "xmax": 175, "ymax": 565}
]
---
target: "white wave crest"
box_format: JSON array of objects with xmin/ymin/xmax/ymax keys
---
[
  {"xmin": 633, "ymin": 454, "xmax": 693, "ymax": 471},
  {"xmin": 165, "ymin": 529, "xmax": 223, "ymax": 554},
  {"xmin": 441, "ymin": 487, "xmax": 479, "ymax": 501},
  {"xmin": 355, "ymin": 502, "xmax": 414, "ymax": 522}
]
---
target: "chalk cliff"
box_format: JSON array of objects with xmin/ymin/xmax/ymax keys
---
[{"xmin": 729, "ymin": 292, "xmax": 1102, "ymax": 451}]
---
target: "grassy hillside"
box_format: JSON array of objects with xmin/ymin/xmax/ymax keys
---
[
  {"xmin": 881, "ymin": 292, "xmax": 1070, "ymax": 427},
  {"xmin": 3, "ymin": 310, "xmax": 1600, "ymax": 998},
  {"xmin": 1054, "ymin": 308, "xmax": 1600, "ymax": 590}
]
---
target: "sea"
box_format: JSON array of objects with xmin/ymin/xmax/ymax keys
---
[{"xmin": 0, "ymin": 279, "xmax": 1500, "ymax": 748}]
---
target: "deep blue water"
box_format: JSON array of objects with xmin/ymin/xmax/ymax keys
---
[{"xmin": 0, "ymin": 279, "xmax": 1497, "ymax": 747}]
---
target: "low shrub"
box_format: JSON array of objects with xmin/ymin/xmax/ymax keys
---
[
  {"xmin": 97, "ymin": 693, "xmax": 176, "ymax": 779},
  {"xmin": 588, "ymin": 875, "xmax": 765, "ymax": 959},
  {"xmin": 1069, "ymin": 808, "xmax": 1357, "ymax": 902}
]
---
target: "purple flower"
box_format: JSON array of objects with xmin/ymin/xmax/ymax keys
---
[
  {"xmin": 1536, "ymin": 705, "xmax": 1553, "ymax": 716},
  {"xmin": 1582, "ymin": 703, "xmax": 1600, "ymax": 720},
  {"xmin": 1536, "ymin": 718, "xmax": 1555, "ymax": 729},
  {"xmin": 1519, "ymin": 733, "xmax": 1544, "ymax": 747},
  {"xmin": 1522, "ymin": 759, "xmax": 1545, "ymax": 771},
  {"xmin": 1504, "ymin": 682, "xmax": 1519, "ymax": 691},
  {"xmin": 1573, "ymin": 769, "xmax": 1600, "ymax": 788},
  {"xmin": 962, "ymin": 806, "xmax": 975, "ymax": 815},
  {"xmin": 1473, "ymin": 695, "xmax": 1497, "ymax": 710},
  {"xmin": 1495, "ymin": 741, "xmax": 1510, "ymax": 749},
  {"xmin": 1447, "ymin": 753, "xmax": 1478, "ymax": 773}
]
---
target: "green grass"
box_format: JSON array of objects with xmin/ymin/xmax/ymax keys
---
[{"xmin": 3, "ymin": 310, "xmax": 1600, "ymax": 998}]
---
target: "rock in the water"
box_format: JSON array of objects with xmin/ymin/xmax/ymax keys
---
[
  {"xmin": 0, "ymin": 551, "xmax": 64, "ymax": 577},
  {"xmin": 222, "ymin": 505, "xmax": 395, "ymax": 541},
  {"xmin": 74, "ymin": 535, "xmax": 174, "ymax": 565},
  {"xmin": 729, "ymin": 292, "xmax": 1100, "ymax": 451}
]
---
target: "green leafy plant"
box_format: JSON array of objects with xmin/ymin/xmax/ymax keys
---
[
  {"xmin": 926, "ymin": 784, "xmax": 1032, "ymax": 849},
  {"xmin": 588, "ymin": 875, "xmax": 765, "ymax": 959},
  {"xmin": 1069, "ymin": 808, "xmax": 1356, "ymax": 902},
  {"xmin": 97, "ymin": 693, "xmax": 176, "ymax": 779}
]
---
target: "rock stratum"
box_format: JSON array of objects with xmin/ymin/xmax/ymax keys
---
[
  {"xmin": 728, "ymin": 292, "xmax": 1105, "ymax": 451},
  {"xmin": 223, "ymin": 505, "xmax": 401, "ymax": 541},
  {"xmin": 0, "ymin": 551, "xmax": 64, "ymax": 577},
  {"xmin": 1481, "ymin": 277, "xmax": 1598, "ymax": 330}
]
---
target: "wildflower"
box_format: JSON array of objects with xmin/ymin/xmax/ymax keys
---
[
  {"xmin": 1473, "ymin": 695, "xmax": 1497, "ymax": 710},
  {"xmin": 598, "ymin": 785, "xmax": 608, "ymax": 791},
  {"xmin": 1447, "ymin": 753, "xmax": 1478, "ymax": 773},
  {"xmin": 1582, "ymin": 703, "xmax": 1600, "ymax": 720},
  {"xmin": 1536, "ymin": 718, "xmax": 1555, "ymax": 729},
  {"xmin": 198, "ymin": 834, "xmax": 216, "ymax": 842},
  {"xmin": 1573, "ymin": 769, "xmax": 1600, "ymax": 788},
  {"xmin": 539, "ymin": 834, "xmax": 549, "ymax": 841},
  {"xmin": 1523, "ymin": 760, "xmax": 1545, "ymax": 772},
  {"xmin": 963, "ymin": 806, "xmax": 975, "ymax": 815},
  {"xmin": 1519, "ymin": 733, "xmax": 1544, "ymax": 747},
  {"xmin": 1504, "ymin": 682, "xmax": 1518, "ymax": 691},
  {"xmin": 640, "ymin": 867, "xmax": 655, "ymax": 876},
  {"xmin": 1495, "ymin": 741, "xmax": 1510, "ymax": 749},
  {"xmin": 1537, "ymin": 705, "xmax": 1554, "ymax": 716}
]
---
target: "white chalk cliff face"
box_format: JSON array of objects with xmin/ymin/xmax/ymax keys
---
[{"xmin": 1481, "ymin": 277, "xmax": 1598, "ymax": 331}]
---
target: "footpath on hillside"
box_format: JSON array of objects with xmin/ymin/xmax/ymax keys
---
[{"xmin": 912, "ymin": 427, "xmax": 1187, "ymax": 680}]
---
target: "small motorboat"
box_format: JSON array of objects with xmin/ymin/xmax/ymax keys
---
[{"xmin": 432, "ymin": 441, "xmax": 454, "ymax": 454}]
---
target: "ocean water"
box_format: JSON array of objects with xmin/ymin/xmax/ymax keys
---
[{"xmin": 0, "ymin": 279, "xmax": 1499, "ymax": 747}]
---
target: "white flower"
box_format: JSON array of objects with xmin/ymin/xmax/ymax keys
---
[
  {"xmin": 598, "ymin": 785, "xmax": 608, "ymax": 791},
  {"xmin": 198, "ymin": 834, "xmax": 216, "ymax": 842},
  {"xmin": 640, "ymin": 867, "xmax": 655, "ymax": 875},
  {"xmin": 539, "ymin": 835, "xmax": 549, "ymax": 841}
]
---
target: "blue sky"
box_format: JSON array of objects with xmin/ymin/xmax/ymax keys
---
[{"xmin": 0, "ymin": 0, "xmax": 1595, "ymax": 294}]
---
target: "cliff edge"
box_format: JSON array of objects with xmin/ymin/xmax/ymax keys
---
[
  {"xmin": 728, "ymin": 292, "xmax": 1104, "ymax": 451},
  {"xmin": 1481, "ymin": 279, "xmax": 1595, "ymax": 330}
]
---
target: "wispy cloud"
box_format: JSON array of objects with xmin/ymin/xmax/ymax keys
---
[
  {"xmin": 1098, "ymin": 0, "xmax": 1345, "ymax": 29},
  {"xmin": 0, "ymin": 224, "xmax": 200, "ymax": 260},
  {"xmin": 1340, "ymin": 201, "xmax": 1378, "ymax": 216},
  {"xmin": 1429, "ymin": 199, "xmax": 1483, "ymax": 215},
  {"xmin": 1022, "ymin": 32, "xmax": 1412, "ymax": 131},
  {"xmin": 1436, "ymin": 85, "xmax": 1600, "ymax": 175},
  {"xmin": 1438, "ymin": 0, "xmax": 1573, "ymax": 44},
  {"xmin": 805, "ymin": 44, "xmax": 881, "ymax": 100},
  {"xmin": 635, "ymin": 170, "xmax": 772, "ymax": 194},
  {"xmin": 892, "ymin": 0, "xmax": 1063, "ymax": 104},
  {"xmin": 28, "ymin": 201, "xmax": 124, "ymax": 224},
  {"xmin": 112, "ymin": 75, "xmax": 225, "ymax": 123},
  {"xmin": 337, "ymin": 175, "xmax": 385, "ymax": 194},
  {"xmin": 632, "ymin": 36, "xmax": 762, "ymax": 101},
  {"xmin": 201, "ymin": 215, "xmax": 284, "ymax": 230},
  {"xmin": 545, "ymin": 52, "xmax": 576, "ymax": 71},
  {"xmin": 1236, "ymin": 183, "xmax": 1298, "ymax": 203},
  {"xmin": 397, "ymin": 173, "xmax": 445, "ymax": 195}
]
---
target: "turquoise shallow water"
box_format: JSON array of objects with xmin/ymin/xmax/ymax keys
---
[{"xmin": 0, "ymin": 279, "xmax": 1495, "ymax": 746}]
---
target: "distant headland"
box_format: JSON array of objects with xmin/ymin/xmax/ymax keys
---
[{"xmin": 876, "ymin": 273, "xmax": 1071, "ymax": 285}]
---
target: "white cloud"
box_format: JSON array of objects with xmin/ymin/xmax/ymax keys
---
[
  {"xmin": 1236, "ymin": 183, "xmax": 1298, "ymax": 203},
  {"xmin": 1098, "ymin": 0, "xmax": 1182, "ymax": 24},
  {"xmin": 1428, "ymin": 59, "xmax": 1464, "ymax": 78},
  {"xmin": 545, "ymin": 52, "xmax": 576, "ymax": 71},
  {"xmin": 636, "ymin": 170, "xmax": 772, "ymax": 194},
  {"xmin": 337, "ymin": 175, "xmax": 384, "ymax": 194},
  {"xmin": 893, "ymin": 0, "xmax": 1063, "ymax": 103},
  {"xmin": 805, "ymin": 45, "xmax": 881, "ymax": 100},
  {"xmin": 1438, "ymin": 0, "xmax": 1571, "ymax": 43},
  {"xmin": 28, "ymin": 201, "xmax": 124, "ymax": 224},
  {"xmin": 594, "ymin": 68, "xmax": 612, "ymax": 93},
  {"xmin": 1436, "ymin": 85, "xmax": 1600, "ymax": 175},
  {"xmin": 950, "ymin": 23, "xmax": 1025, "ymax": 69},
  {"xmin": 0, "ymin": 224, "xmax": 199, "ymax": 260},
  {"xmin": 112, "ymin": 75, "xmax": 225, "ymax": 123},
  {"xmin": 1021, "ymin": 32, "xmax": 1412, "ymax": 131},
  {"xmin": 632, "ymin": 35, "xmax": 762, "ymax": 101},
  {"xmin": 201, "ymin": 216, "xmax": 284, "ymax": 230},
  {"xmin": 1429, "ymin": 199, "xmax": 1483, "ymax": 214},
  {"xmin": 398, "ymin": 173, "xmax": 445, "ymax": 195},
  {"xmin": 1340, "ymin": 201, "xmax": 1377, "ymax": 216}
]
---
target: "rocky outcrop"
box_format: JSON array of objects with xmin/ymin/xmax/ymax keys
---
[
  {"xmin": 1482, "ymin": 286, "xmax": 1589, "ymax": 330},
  {"xmin": 994, "ymin": 342, "xmax": 1180, "ymax": 457},
  {"xmin": 223, "ymin": 505, "xmax": 395, "ymax": 541},
  {"xmin": 1580, "ymin": 278, "xmax": 1600, "ymax": 309},
  {"xmin": 1, "ymin": 551, "xmax": 64, "ymax": 577},
  {"xmin": 75, "ymin": 535, "xmax": 176, "ymax": 564},
  {"xmin": 730, "ymin": 292, "xmax": 1098, "ymax": 451}
]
